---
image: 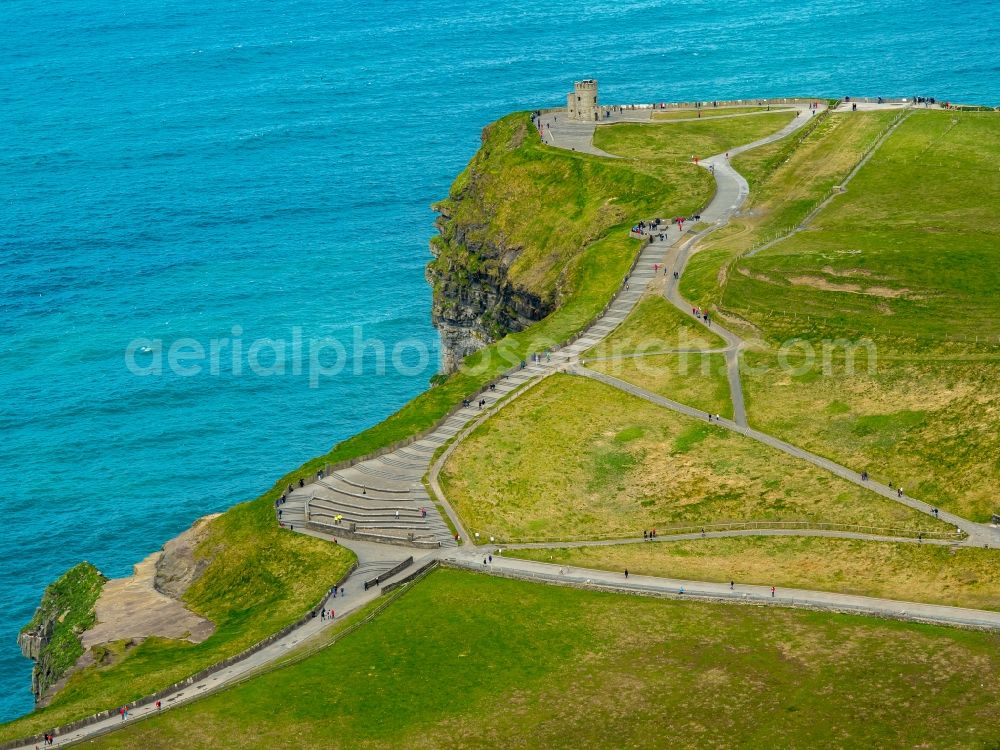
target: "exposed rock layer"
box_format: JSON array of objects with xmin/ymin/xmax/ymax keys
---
[
  {"xmin": 19, "ymin": 515, "xmax": 219, "ymax": 706},
  {"xmin": 427, "ymin": 121, "xmax": 554, "ymax": 372}
]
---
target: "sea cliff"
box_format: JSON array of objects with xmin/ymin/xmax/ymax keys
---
[{"xmin": 18, "ymin": 563, "xmax": 105, "ymax": 702}]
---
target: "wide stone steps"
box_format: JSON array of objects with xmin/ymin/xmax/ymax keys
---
[
  {"xmin": 351, "ymin": 461, "xmax": 423, "ymax": 481},
  {"xmin": 309, "ymin": 493, "xmax": 424, "ymax": 516},
  {"xmin": 376, "ymin": 453, "xmax": 428, "ymax": 470},
  {"xmin": 309, "ymin": 510, "xmax": 447, "ymax": 534},
  {"xmin": 319, "ymin": 477, "xmax": 404, "ymax": 503},
  {"xmin": 283, "ymin": 235, "xmax": 673, "ymax": 551},
  {"xmin": 332, "ymin": 469, "xmax": 413, "ymax": 493}
]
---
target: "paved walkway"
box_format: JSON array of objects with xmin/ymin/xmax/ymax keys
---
[
  {"xmin": 442, "ymin": 550, "xmax": 1000, "ymax": 632},
  {"xmin": 502, "ymin": 528, "xmax": 959, "ymax": 550}
]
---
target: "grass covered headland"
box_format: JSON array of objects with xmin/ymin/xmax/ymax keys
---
[
  {"xmin": 89, "ymin": 569, "xmax": 1000, "ymax": 750},
  {"xmin": 12, "ymin": 100, "xmax": 999, "ymax": 750},
  {"xmin": 18, "ymin": 562, "xmax": 106, "ymax": 700},
  {"xmin": 1, "ymin": 502, "xmax": 356, "ymax": 742}
]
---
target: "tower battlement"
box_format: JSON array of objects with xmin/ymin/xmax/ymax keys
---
[{"xmin": 566, "ymin": 79, "xmax": 600, "ymax": 121}]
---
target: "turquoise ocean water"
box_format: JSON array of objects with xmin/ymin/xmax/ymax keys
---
[{"xmin": 1, "ymin": 0, "xmax": 997, "ymax": 723}]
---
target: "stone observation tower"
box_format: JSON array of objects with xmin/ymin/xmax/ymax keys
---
[{"xmin": 566, "ymin": 79, "xmax": 599, "ymax": 121}]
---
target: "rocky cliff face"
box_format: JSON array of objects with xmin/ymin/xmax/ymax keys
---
[
  {"xmin": 153, "ymin": 513, "xmax": 218, "ymax": 598},
  {"xmin": 18, "ymin": 562, "xmax": 106, "ymax": 702},
  {"xmin": 427, "ymin": 203, "xmax": 551, "ymax": 372},
  {"xmin": 427, "ymin": 117, "xmax": 556, "ymax": 372}
]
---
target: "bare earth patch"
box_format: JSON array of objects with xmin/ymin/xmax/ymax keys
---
[
  {"xmin": 787, "ymin": 275, "xmax": 910, "ymax": 298},
  {"xmin": 81, "ymin": 515, "xmax": 218, "ymax": 649}
]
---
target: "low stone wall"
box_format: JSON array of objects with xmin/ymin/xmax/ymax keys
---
[
  {"xmin": 363, "ymin": 557, "xmax": 414, "ymax": 590},
  {"xmin": 306, "ymin": 520, "xmax": 441, "ymax": 549},
  {"xmin": 382, "ymin": 560, "xmax": 440, "ymax": 593},
  {"xmin": 2, "ymin": 563, "xmax": 358, "ymax": 750}
]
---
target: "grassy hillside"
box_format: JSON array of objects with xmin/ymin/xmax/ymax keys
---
[
  {"xmin": 585, "ymin": 294, "xmax": 726, "ymax": 357},
  {"xmin": 678, "ymin": 109, "xmax": 1000, "ymax": 522},
  {"xmin": 440, "ymin": 374, "xmax": 947, "ymax": 542},
  {"xmin": 725, "ymin": 110, "xmax": 1000, "ymax": 345},
  {"xmin": 593, "ymin": 110, "xmax": 797, "ymax": 161},
  {"xmin": 88, "ymin": 569, "xmax": 1000, "ymax": 749},
  {"xmin": 584, "ymin": 294, "xmax": 731, "ymax": 417},
  {"xmin": 741, "ymin": 354, "xmax": 1000, "ymax": 521},
  {"xmin": 0, "ymin": 499, "xmax": 356, "ymax": 742},
  {"xmin": 513, "ymin": 537, "xmax": 1000, "ymax": 611},
  {"xmin": 431, "ymin": 112, "xmax": 713, "ymax": 299},
  {"xmin": 680, "ymin": 109, "xmax": 896, "ymax": 312}
]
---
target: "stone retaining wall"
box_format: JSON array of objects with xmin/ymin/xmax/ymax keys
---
[
  {"xmin": 363, "ymin": 557, "xmax": 414, "ymax": 590},
  {"xmin": 306, "ymin": 520, "xmax": 442, "ymax": 549}
]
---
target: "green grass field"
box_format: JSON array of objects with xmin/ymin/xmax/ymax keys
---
[
  {"xmin": 652, "ymin": 106, "xmax": 793, "ymax": 121},
  {"xmin": 87, "ymin": 569, "xmax": 1000, "ymax": 749},
  {"xmin": 593, "ymin": 110, "xmax": 797, "ymax": 162},
  {"xmin": 741, "ymin": 354, "xmax": 1000, "ymax": 522},
  {"xmin": 671, "ymin": 109, "xmax": 1000, "ymax": 523},
  {"xmin": 585, "ymin": 294, "xmax": 726, "ymax": 357},
  {"xmin": 440, "ymin": 374, "xmax": 946, "ymax": 542},
  {"xmin": 724, "ymin": 110, "xmax": 1000, "ymax": 346},
  {"xmin": 588, "ymin": 352, "xmax": 732, "ymax": 417},
  {"xmin": 582, "ymin": 295, "xmax": 731, "ymax": 415},
  {"xmin": 680, "ymin": 110, "xmax": 896, "ymax": 313},
  {"xmin": 512, "ymin": 536, "xmax": 1000, "ymax": 611}
]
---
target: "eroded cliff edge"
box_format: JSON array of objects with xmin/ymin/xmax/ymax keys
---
[
  {"xmin": 427, "ymin": 115, "xmax": 553, "ymax": 371},
  {"xmin": 18, "ymin": 515, "xmax": 218, "ymax": 706},
  {"xmin": 18, "ymin": 563, "xmax": 106, "ymax": 701},
  {"xmin": 427, "ymin": 111, "xmax": 635, "ymax": 372}
]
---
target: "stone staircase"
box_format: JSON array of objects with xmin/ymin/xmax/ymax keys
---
[{"xmin": 280, "ymin": 232, "xmax": 676, "ymax": 549}]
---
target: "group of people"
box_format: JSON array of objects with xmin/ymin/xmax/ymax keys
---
[
  {"xmin": 691, "ymin": 306, "xmax": 711, "ymax": 325},
  {"xmin": 633, "ymin": 215, "xmax": 703, "ymax": 242}
]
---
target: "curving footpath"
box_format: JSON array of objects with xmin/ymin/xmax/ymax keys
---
[{"xmin": 441, "ymin": 553, "xmax": 1000, "ymax": 632}]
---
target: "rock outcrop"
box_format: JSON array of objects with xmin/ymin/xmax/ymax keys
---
[
  {"xmin": 154, "ymin": 513, "xmax": 218, "ymax": 598},
  {"xmin": 427, "ymin": 205, "xmax": 551, "ymax": 372},
  {"xmin": 18, "ymin": 515, "xmax": 220, "ymax": 706},
  {"xmin": 427, "ymin": 116, "xmax": 556, "ymax": 372},
  {"xmin": 18, "ymin": 562, "xmax": 106, "ymax": 701}
]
